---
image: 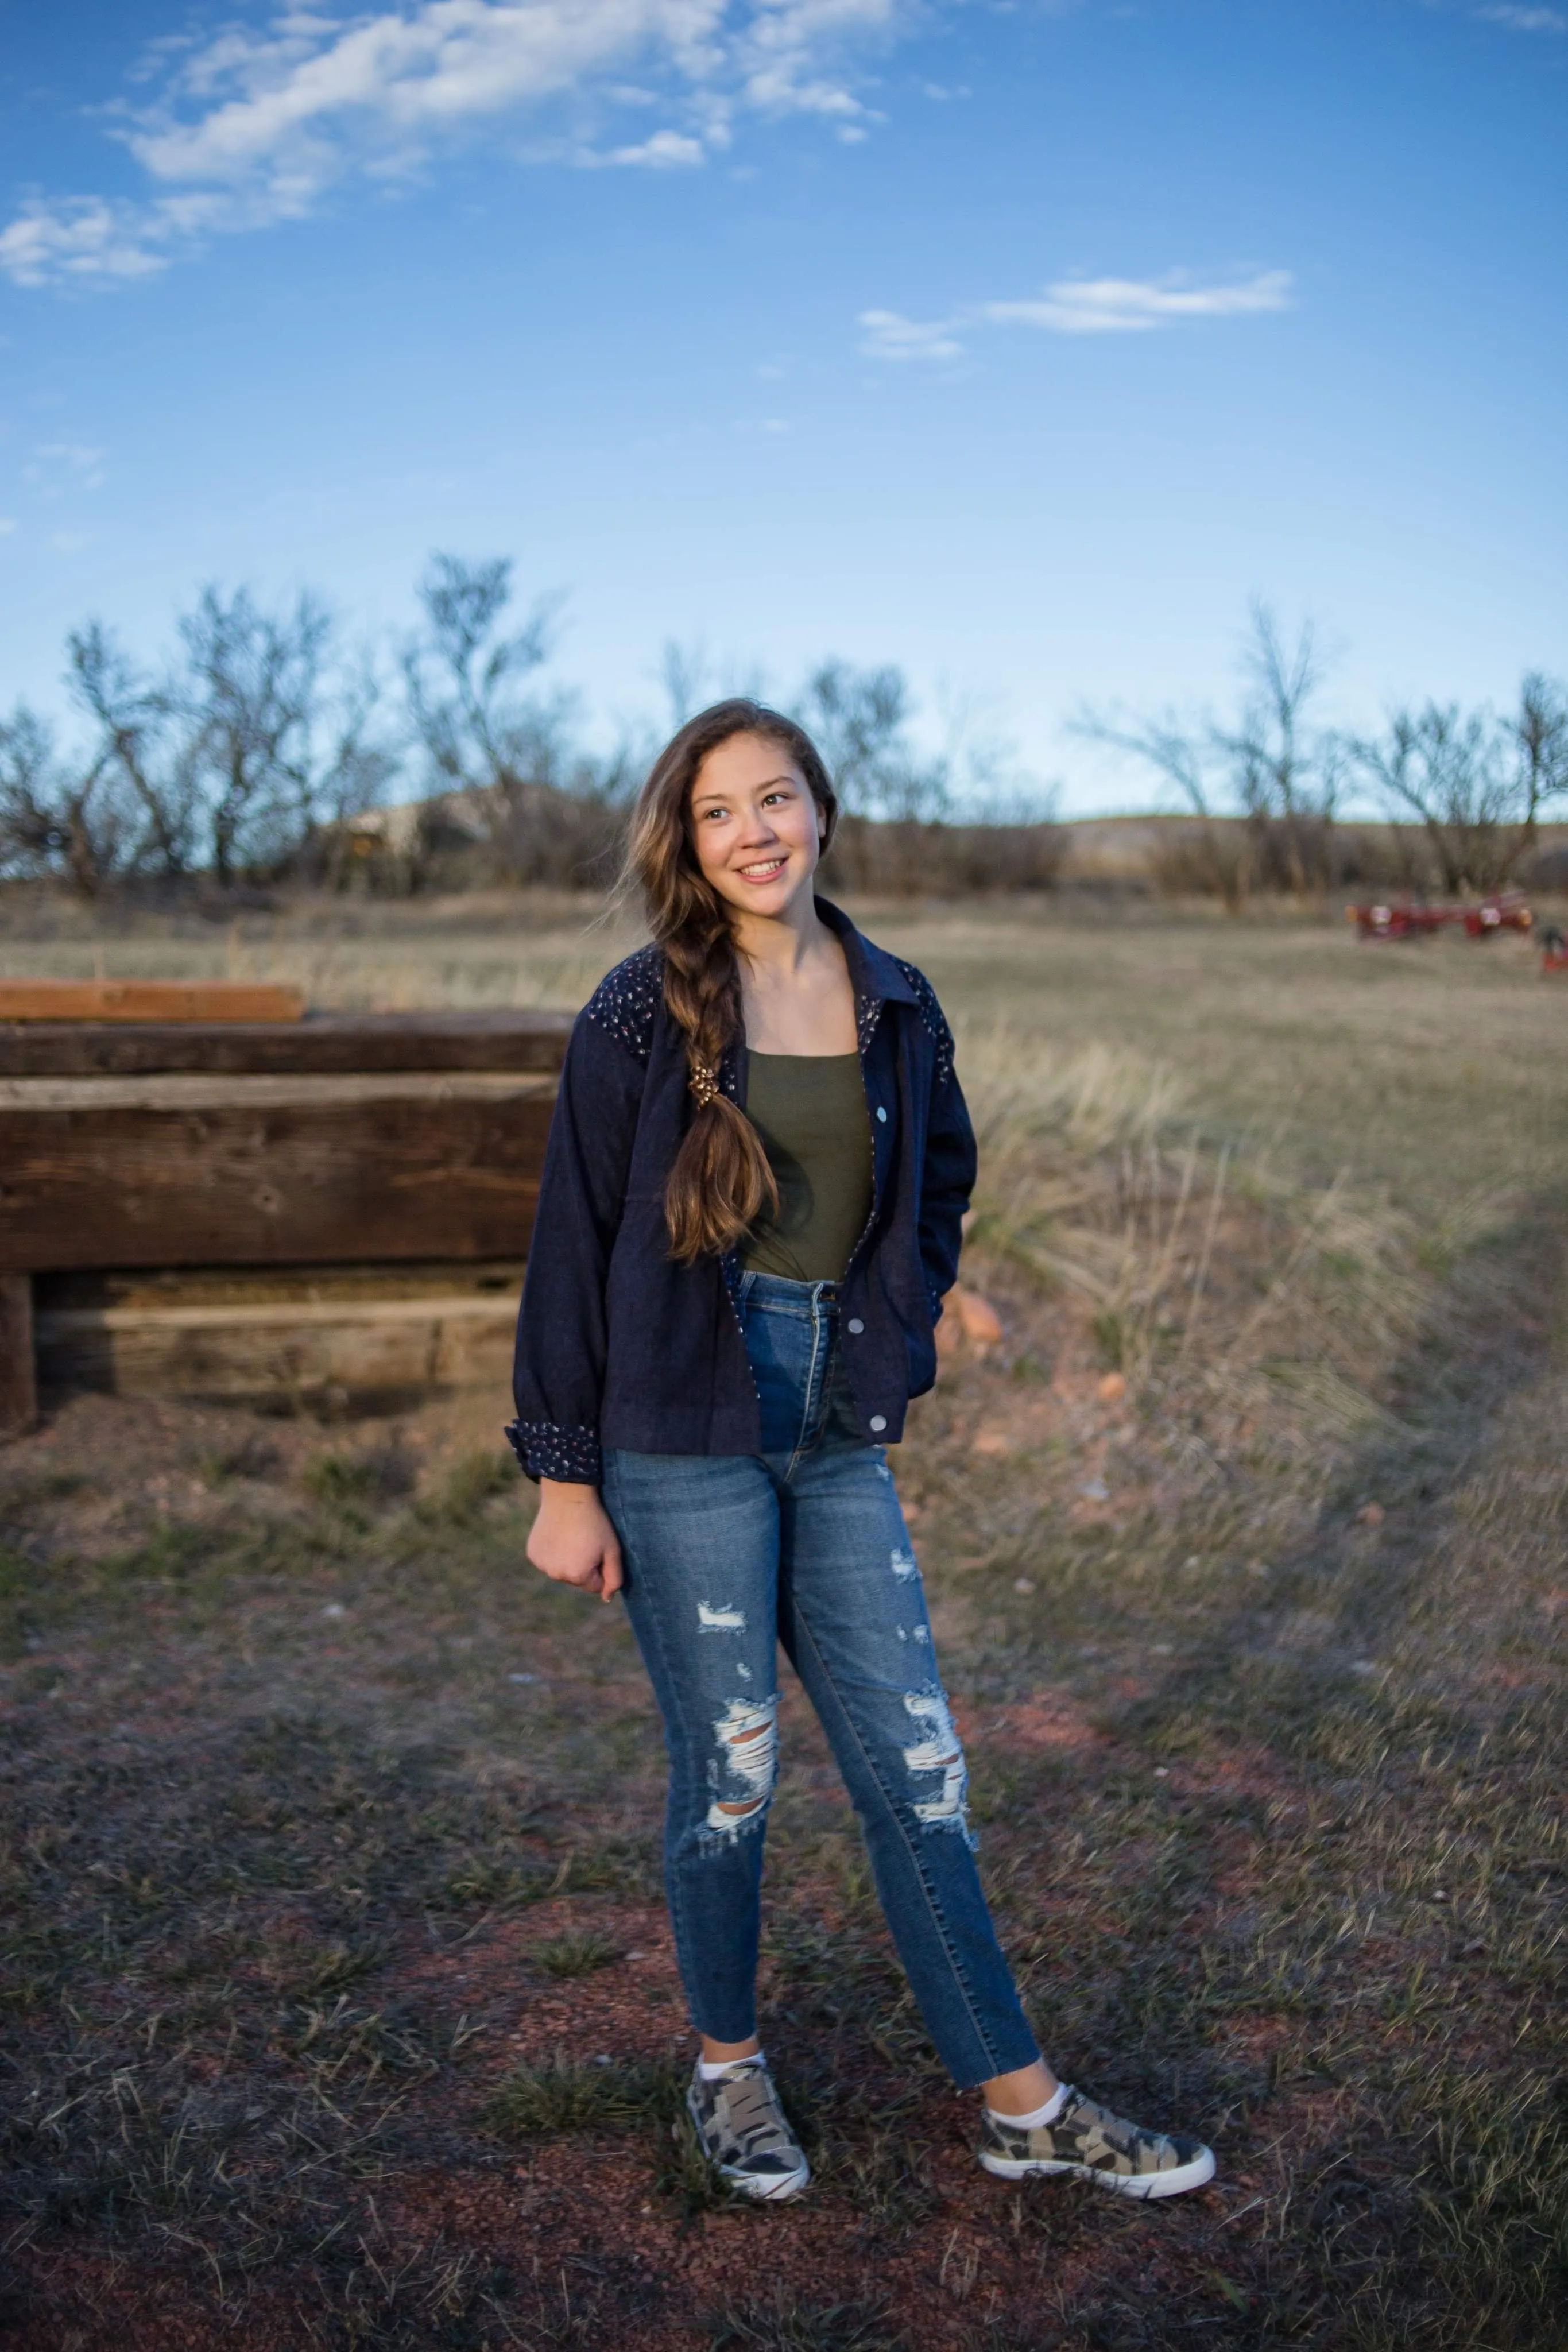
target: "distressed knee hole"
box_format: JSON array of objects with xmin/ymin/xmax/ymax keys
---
[
  {"xmin": 704, "ymin": 1695, "xmax": 779, "ymax": 1834},
  {"xmin": 902, "ymin": 1690, "xmax": 970, "ymax": 1830}
]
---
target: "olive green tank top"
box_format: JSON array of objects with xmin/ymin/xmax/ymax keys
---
[{"xmin": 740, "ymin": 1050, "xmax": 874, "ymax": 1283}]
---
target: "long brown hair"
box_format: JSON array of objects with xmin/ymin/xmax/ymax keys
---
[{"xmin": 624, "ymin": 699, "xmax": 839, "ymax": 1264}]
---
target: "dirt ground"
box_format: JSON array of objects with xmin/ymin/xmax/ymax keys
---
[{"xmin": 2, "ymin": 896, "xmax": 1565, "ymax": 2350}]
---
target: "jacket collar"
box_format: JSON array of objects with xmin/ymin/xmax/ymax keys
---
[{"xmin": 815, "ymin": 896, "xmax": 919, "ymax": 1012}]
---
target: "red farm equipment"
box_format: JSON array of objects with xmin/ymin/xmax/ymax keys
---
[{"xmin": 1348, "ymin": 892, "xmax": 1534, "ymax": 943}]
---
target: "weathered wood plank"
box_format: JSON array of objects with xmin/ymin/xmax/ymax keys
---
[
  {"xmin": 0, "ymin": 980, "xmax": 304, "ymax": 1023},
  {"xmin": 38, "ymin": 1261, "xmax": 526, "ymax": 1312},
  {"xmin": 0, "ymin": 1008, "xmax": 574, "ymax": 1080},
  {"xmin": 0, "ymin": 1084, "xmax": 557, "ymax": 1272},
  {"xmin": 34, "ymin": 1263, "xmax": 521, "ymax": 1414},
  {"xmin": 1, "ymin": 1072, "xmax": 549, "ymax": 1112},
  {"xmin": 0, "ymin": 1274, "xmax": 36, "ymax": 1439}
]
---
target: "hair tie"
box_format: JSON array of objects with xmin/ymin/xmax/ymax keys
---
[{"xmin": 688, "ymin": 1060, "xmax": 721, "ymax": 1110}]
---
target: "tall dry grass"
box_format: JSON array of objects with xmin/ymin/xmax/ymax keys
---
[{"xmin": 957, "ymin": 1022, "xmax": 1438, "ymax": 1464}]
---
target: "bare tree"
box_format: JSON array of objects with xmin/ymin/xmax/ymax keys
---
[
  {"xmin": 1220, "ymin": 605, "xmax": 1344, "ymax": 895},
  {"xmin": 1356, "ymin": 707, "xmax": 1498, "ymax": 893},
  {"xmin": 0, "ymin": 703, "xmax": 128, "ymax": 894},
  {"xmin": 0, "ymin": 626, "xmax": 179, "ymax": 892},
  {"xmin": 1353, "ymin": 678, "xmax": 1566, "ymax": 896},
  {"xmin": 1077, "ymin": 602, "xmax": 1342, "ymax": 904},
  {"xmin": 799, "ymin": 660, "xmax": 950, "ymax": 822},
  {"xmin": 169, "ymin": 587, "xmax": 337, "ymax": 885},
  {"xmin": 6, "ymin": 590, "xmax": 396, "ymax": 896},
  {"xmin": 1073, "ymin": 693, "xmax": 1243, "ymax": 902},
  {"xmin": 404, "ymin": 555, "xmax": 638, "ymax": 884},
  {"xmin": 1512, "ymin": 672, "xmax": 1568, "ymax": 829},
  {"xmin": 65, "ymin": 622, "xmax": 198, "ymax": 877},
  {"xmin": 404, "ymin": 555, "xmax": 566, "ymax": 790}
]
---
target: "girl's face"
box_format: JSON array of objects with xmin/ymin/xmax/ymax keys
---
[{"xmin": 688, "ymin": 732, "xmax": 824, "ymax": 922}]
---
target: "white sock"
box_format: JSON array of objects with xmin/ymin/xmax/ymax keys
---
[
  {"xmin": 699, "ymin": 2049, "xmax": 765, "ymax": 2081},
  {"xmin": 988, "ymin": 2082, "xmax": 1067, "ymax": 2131}
]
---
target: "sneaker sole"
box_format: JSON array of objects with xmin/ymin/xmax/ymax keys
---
[
  {"xmin": 717, "ymin": 2158, "xmax": 811, "ymax": 2203},
  {"xmin": 978, "ymin": 2145, "xmax": 1215, "ymax": 2200}
]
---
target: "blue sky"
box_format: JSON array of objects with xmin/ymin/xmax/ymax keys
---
[{"xmin": 1, "ymin": 0, "xmax": 1564, "ymax": 811}]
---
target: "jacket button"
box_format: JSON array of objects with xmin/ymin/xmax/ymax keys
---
[
  {"xmin": 876, "ymin": 1105, "xmax": 888, "ymax": 1123},
  {"xmin": 869, "ymin": 1414, "xmax": 888, "ymax": 1432},
  {"xmin": 847, "ymin": 1317, "xmax": 864, "ymax": 1334}
]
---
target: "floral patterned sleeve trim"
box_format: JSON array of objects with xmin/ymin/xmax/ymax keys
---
[{"xmin": 504, "ymin": 1420, "xmax": 604, "ymax": 1487}]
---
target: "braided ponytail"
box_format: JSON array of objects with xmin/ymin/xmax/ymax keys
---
[{"xmin": 622, "ymin": 699, "xmax": 838, "ymax": 1263}]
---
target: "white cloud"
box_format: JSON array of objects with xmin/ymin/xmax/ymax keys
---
[
  {"xmin": 130, "ymin": 2, "xmax": 721, "ymax": 191},
  {"xmin": 0, "ymin": 198, "xmax": 172, "ymax": 288},
  {"xmin": 600, "ymin": 128, "xmax": 705, "ymax": 165},
  {"xmin": 730, "ymin": 0, "xmax": 897, "ymax": 118},
  {"xmin": 983, "ymin": 270, "xmax": 1294, "ymax": 334},
  {"xmin": 860, "ymin": 269, "xmax": 1295, "ymax": 361},
  {"xmin": 1476, "ymin": 5, "xmax": 1566, "ymax": 28},
  {"xmin": 858, "ymin": 307, "xmax": 966, "ymax": 361},
  {"xmin": 4, "ymin": 0, "xmax": 908, "ymax": 287}
]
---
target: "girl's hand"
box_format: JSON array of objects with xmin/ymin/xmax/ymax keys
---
[{"xmin": 527, "ymin": 1480, "xmax": 624, "ymax": 1602}]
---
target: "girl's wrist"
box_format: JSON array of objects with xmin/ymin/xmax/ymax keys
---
[{"xmin": 540, "ymin": 1479, "xmax": 602, "ymax": 1505}]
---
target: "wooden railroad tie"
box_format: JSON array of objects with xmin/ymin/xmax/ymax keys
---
[
  {"xmin": 0, "ymin": 979, "xmax": 307, "ymax": 1024},
  {"xmin": 0, "ymin": 1005, "xmax": 572, "ymax": 1438}
]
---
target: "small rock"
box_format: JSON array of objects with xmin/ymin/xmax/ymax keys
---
[
  {"xmin": 321, "ymin": 1602, "xmax": 346, "ymax": 1620},
  {"xmin": 1350, "ymin": 1659, "xmax": 1376, "ymax": 1677},
  {"xmin": 1356, "ymin": 1501, "xmax": 1386, "ymax": 1527},
  {"xmin": 1078, "ymin": 1477, "xmax": 1109, "ymax": 1502},
  {"xmin": 1013, "ymin": 1577, "xmax": 1035, "ymax": 1596},
  {"xmin": 1097, "ymin": 1371, "xmax": 1128, "ymax": 1404},
  {"xmin": 508, "ymin": 1671, "xmax": 537, "ymax": 1685},
  {"xmin": 1247, "ymin": 1561, "xmax": 1270, "ymax": 1577},
  {"xmin": 971, "ymin": 1430, "xmax": 1011, "ymax": 1458},
  {"xmin": 1153, "ymin": 1767, "xmax": 1170, "ymax": 1778},
  {"xmin": 1151, "ymin": 1642, "xmax": 1174, "ymax": 1657}
]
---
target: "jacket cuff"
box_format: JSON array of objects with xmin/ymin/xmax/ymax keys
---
[{"xmin": 504, "ymin": 1419, "xmax": 603, "ymax": 1486}]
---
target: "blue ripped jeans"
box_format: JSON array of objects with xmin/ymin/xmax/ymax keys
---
[{"xmin": 602, "ymin": 1271, "xmax": 1040, "ymax": 2089}]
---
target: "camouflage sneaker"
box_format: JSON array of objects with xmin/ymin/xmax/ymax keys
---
[
  {"xmin": 978, "ymin": 2086, "xmax": 1215, "ymax": 2200},
  {"xmin": 686, "ymin": 2059, "xmax": 810, "ymax": 2202}
]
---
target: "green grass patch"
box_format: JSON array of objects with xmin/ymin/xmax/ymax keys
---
[{"xmin": 482, "ymin": 2053, "xmax": 678, "ymax": 2138}]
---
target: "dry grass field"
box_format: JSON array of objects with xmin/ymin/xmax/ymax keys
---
[{"xmin": 2, "ymin": 890, "xmax": 1565, "ymax": 2352}]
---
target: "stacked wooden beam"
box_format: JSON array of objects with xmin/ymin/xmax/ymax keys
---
[{"xmin": 0, "ymin": 996, "xmax": 572, "ymax": 1437}]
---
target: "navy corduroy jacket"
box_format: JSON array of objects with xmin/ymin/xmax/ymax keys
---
[{"xmin": 506, "ymin": 899, "xmax": 976, "ymax": 1484}]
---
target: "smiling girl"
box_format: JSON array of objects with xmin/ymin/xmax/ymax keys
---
[{"xmin": 509, "ymin": 701, "xmax": 1214, "ymax": 2205}]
